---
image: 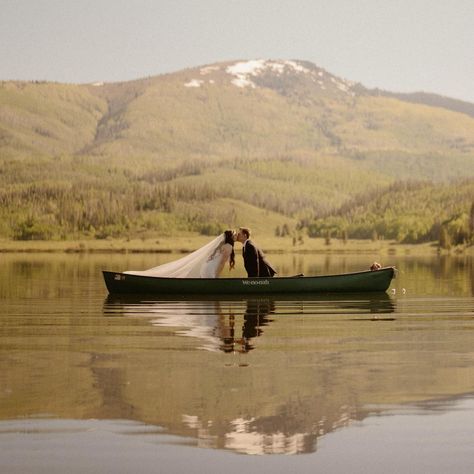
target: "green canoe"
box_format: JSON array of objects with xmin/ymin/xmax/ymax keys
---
[{"xmin": 103, "ymin": 266, "xmax": 395, "ymax": 295}]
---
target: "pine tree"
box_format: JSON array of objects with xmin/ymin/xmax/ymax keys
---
[
  {"xmin": 469, "ymin": 201, "xmax": 474, "ymax": 243},
  {"xmin": 439, "ymin": 226, "xmax": 451, "ymax": 250},
  {"xmin": 325, "ymin": 230, "xmax": 331, "ymax": 246}
]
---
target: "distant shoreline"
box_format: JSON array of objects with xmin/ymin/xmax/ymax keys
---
[{"xmin": 0, "ymin": 236, "xmax": 464, "ymax": 256}]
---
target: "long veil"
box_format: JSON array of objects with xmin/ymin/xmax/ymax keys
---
[{"xmin": 124, "ymin": 234, "xmax": 225, "ymax": 278}]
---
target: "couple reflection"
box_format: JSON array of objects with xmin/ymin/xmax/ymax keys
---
[
  {"xmin": 218, "ymin": 299, "xmax": 275, "ymax": 353},
  {"xmin": 104, "ymin": 294, "xmax": 395, "ymax": 354},
  {"xmin": 104, "ymin": 295, "xmax": 275, "ymax": 353}
]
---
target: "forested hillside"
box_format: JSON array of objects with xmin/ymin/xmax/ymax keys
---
[
  {"xmin": 305, "ymin": 180, "xmax": 474, "ymax": 245},
  {"xmin": 1, "ymin": 59, "xmax": 474, "ymax": 242}
]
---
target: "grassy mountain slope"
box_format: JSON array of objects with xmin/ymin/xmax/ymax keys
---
[
  {"xmin": 1, "ymin": 59, "xmax": 474, "ymax": 241},
  {"xmin": 376, "ymin": 89, "xmax": 474, "ymax": 119},
  {"xmin": 80, "ymin": 63, "xmax": 474, "ymax": 173},
  {"xmin": 0, "ymin": 81, "xmax": 106, "ymax": 158}
]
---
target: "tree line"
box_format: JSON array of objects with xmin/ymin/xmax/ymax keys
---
[
  {"xmin": 301, "ymin": 180, "xmax": 474, "ymax": 247},
  {"xmin": 2, "ymin": 157, "xmax": 474, "ymax": 247}
]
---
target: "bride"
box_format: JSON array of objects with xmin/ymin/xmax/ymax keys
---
[
  {"xmin": 124, "ymin": 230, "xmax": 236, "ymax": 279},
  {"xmin": 200, "ymin": 230, "xmax": 236, "ymax": 278}
]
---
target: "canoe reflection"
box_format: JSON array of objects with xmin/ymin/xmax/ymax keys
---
[{"xmin": 104, "ymin": 294, "xmax": 394, "ymax": 354}]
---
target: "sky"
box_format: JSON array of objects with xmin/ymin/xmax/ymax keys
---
[{"xmin": 1, "ymin": 0, "xmax": 473, "ymax": 102}]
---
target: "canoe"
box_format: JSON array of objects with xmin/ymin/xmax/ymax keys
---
[{"xmin": 102, "ymin": 266, "xmax": 395, "ymax": 295}]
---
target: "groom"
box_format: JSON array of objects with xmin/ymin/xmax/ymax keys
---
[{"xmin": 236, "ymin": 227, "xmax": 277, "ymax": 278}]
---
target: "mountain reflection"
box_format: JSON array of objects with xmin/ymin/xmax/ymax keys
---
[{"xmin": 97, "ymin": 294, "xmax": 396, "ymax": 454}]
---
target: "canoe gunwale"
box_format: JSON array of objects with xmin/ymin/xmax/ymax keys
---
[{"xmin": 119, "ymin": 266, "xmax": 395, "ymax": 281}]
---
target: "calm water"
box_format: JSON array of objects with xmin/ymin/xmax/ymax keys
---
[{"xmin": 1, "ymin": 252, "xmax": 474, "ymax": 473}]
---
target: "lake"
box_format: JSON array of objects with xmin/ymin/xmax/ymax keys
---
[{"xmin": 1, "ymin": 252, "xmax": 474, "ymax": 473}]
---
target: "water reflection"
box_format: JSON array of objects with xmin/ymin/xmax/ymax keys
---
[
  {"xmin": 104, "ymin": 294, "xmax": 395, "ymax": 354},
  {"xmin": 2, "ymin": 254, "xmax": 474, "ymax": 461},
  {"xmin": 97, "ymin": 294, "xmax": 397, "ymax": 453}
]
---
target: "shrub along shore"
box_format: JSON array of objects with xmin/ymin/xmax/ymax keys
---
[{"xmin": 0, "ymin": 236, "xmax": 463, "ymax": 256}]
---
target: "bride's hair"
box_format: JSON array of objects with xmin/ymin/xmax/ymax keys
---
[{"xmin": 224, "ymin": 230, "xmax": 235, "ymax": 270}]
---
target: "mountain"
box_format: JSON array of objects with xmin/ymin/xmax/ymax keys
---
[
  {"xmin": 1, "ymin": 59, "xmax": 474, "ymax": 241},
  {"xmin": 372, "ymin": 89, "xmax": 474, "ymax": 119}
]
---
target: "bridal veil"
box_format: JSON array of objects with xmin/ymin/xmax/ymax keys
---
[{"xmin": 124, "ymin": 234, "xmax": 225, "ymax": 278}]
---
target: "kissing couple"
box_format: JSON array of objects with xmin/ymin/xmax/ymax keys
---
[
  {"xmin": 124, "ymin": 228, "xmax": 276, "ymax": 279},
  {"xmin": 200, "ymin": 228, "xmax": 277, "ymax": 279}
]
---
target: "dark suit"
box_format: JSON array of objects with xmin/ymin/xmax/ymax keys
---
[{"xmin": 242, "ymin": 240, "xmax": 276, "ymax": 277}]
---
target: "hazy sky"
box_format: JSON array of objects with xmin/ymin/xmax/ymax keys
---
[{"xmin": 1, "ymin": 0, "xmax": 473, "ymax": 102}]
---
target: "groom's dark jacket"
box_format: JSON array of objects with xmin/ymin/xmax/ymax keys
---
[{"xmin": 243, "ymin": 240, "xmax": 277, "ymax": 277}]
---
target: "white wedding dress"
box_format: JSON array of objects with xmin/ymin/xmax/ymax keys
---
[
  {"xmin": 124, "ymin": 234, "xmax": 226, "ymax": 278},
  {"xmin": 199, "ymin": 248, "xmax": 223, "ymax": 278}
]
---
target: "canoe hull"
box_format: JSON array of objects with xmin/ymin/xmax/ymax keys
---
[{"xmin": 102, "ymin": 267, "xmax": 395, "ymax": 295}]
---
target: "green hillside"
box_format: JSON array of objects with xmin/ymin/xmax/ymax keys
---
[
  {"xmin": 1, "ymin": 59, "xmax": 474, "ymax": 242},
  {"xmin": 306, "ymin": 179, "xmax": 474, "ymax": 245}
]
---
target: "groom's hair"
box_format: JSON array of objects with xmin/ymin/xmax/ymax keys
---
[{"xmin": 239, "ymin": 227, "xmax": 251, "ymax": 239}]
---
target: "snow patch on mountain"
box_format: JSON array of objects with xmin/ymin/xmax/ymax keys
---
[
  {"xmin": 329, "ymin": 76, "xmax": 355, "ymax": 95},
  {"xmin": 184, "ymin": 79, "xmax": 204, "ymax": 88},
  {"xmin": 284, "ymin": 60, "xmax": 310, "ymax": 74},
  {"xmin": 183, "ymin": 59, "xmax": 355, "ymax": 95},
  {"xmin": 225, "ymin": 60, "xmax": 311, "ymax": 88},
  {"xmin": 227, "ymin": 59, "xmax": 267, "ymax": 77},
  {"xmin": 200, "ymin": 65, "xmax": 220, "ymax": 75},
  {"xmin": 226, "ymin": 60, "xmax": 266, "ymax": 88}
]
